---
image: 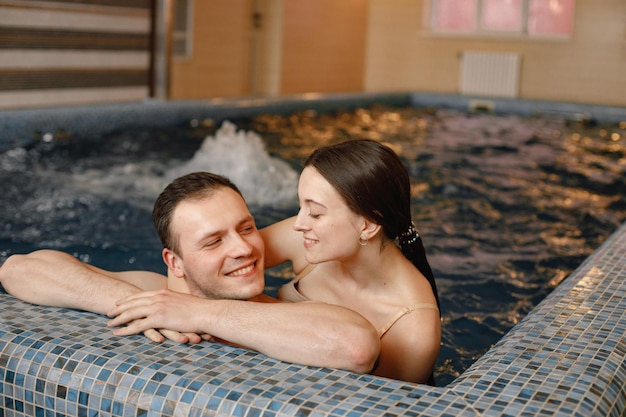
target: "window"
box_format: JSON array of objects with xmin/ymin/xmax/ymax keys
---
[
  {"xmin": 173, "ymin": 0, "xmax": 194, "ymax": 58},
  {"xmin": 527, "ymin": 0, "xmax": 575, "ymax": 35},
  {"xmin": 429, "ymin": 0, "xmax": 575, "ymax": 38}
]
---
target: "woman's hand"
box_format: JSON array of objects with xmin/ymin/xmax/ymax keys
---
[{"xmin": 142, "ymin": 328, "xmax": 206, "ymax": 344}]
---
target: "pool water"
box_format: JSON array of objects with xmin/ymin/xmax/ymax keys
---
[{"xmin": 1, "ymin": 105, "xmax": 625, "ymax": 386}]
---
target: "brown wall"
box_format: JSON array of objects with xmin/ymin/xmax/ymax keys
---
[
  {"xmin": 279, "ymin": 0, "xmax": 369, "ymax": 94},
  {"xmin": 365, "ymin": 0, "xmax": 626, "ymax": 107},
  {"xmin": 169, "ymin": 0, "xmax": 254, "ymax": 99},
  {"xmin": 170, "ymin": 0, "xmax": 369, "ymax": 99},
  {"xmin": 174, "ymin": 0, "xmax": 626, "ymax": 107}
]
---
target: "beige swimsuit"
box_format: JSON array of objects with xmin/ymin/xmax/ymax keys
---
[{"xmin": 277, "ymin": 264, "xmax": 439, "ymax": 337}]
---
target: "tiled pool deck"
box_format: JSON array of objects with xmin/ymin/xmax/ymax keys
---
[{"xmin": 1, "ymin": 93, "xmax": 625, "ymax": 416}]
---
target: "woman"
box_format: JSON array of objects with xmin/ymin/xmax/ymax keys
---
[{"xmin": 262, "ymin": 139, "xmax": 441, "ymax": 384}]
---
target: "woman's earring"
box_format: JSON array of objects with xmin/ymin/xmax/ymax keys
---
[{"xmin": 359, "ymin": 234, "xmax": 368, "ymax": 246}]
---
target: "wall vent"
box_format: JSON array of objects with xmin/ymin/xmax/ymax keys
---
[{"xmin": 460, "ymin": 51, "xmax": 521, "ymax": 98}]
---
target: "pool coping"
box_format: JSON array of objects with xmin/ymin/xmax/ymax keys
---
[{"xmin": 1, "ymin": 91, "xmax": 625, "ymax": 151}]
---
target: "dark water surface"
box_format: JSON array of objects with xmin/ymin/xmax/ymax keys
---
[{"xmin": 1, "ymin": 106, "xmax": 625, "ymax": 385}]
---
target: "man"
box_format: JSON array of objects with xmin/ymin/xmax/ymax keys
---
[{"xmin": 0, "ymin": 172, "xmax": 379, "ymax": 373}]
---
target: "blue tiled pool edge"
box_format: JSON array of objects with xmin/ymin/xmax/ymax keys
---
[
  {"xmin": 1, "ymin": 93, "xmax": 625, "ymax": 416},
  {"xmin": 1, "ymin": 220, "xmax": 624, "ymax": 416}
]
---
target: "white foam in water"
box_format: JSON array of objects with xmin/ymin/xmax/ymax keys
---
[
  {"xmin": 1, "ymin": 122, "xmax": 299, "ymax": 247},
  {"xmin": 24, "ymin": 121, "xmax": 299, "ymax": 217},
  {"xmin": 164, "ymin": 121, "xmax": 299, "ymax": 207}
]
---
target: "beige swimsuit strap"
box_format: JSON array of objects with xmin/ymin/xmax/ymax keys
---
[
  {"xmin": 296, "ymin": 263, "xmax": 316, "ymax": 280},
  {"xmin": 378, "ymin": 303, "xmax": 439, "ymax": 338}
]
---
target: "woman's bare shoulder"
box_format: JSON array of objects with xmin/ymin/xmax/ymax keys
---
[{"xmin": 376, "ymin": 307, "xmax": 441, "ymax": 383}]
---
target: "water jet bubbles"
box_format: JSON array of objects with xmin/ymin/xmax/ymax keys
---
[
  {"xmin": 190, "ymin": 119, "xmax": 199, "ymax": 128},
  {"xmin": 165, "ymin": 121, "xmax": 299, "ymax": 207},
  {"xmin": 610, "ymin": 132, "xmax": 621, "ymax": 141},
  {"xmin": 42, "ymin": 132, "xmax": 54, "ymax": 142},
  {"xmin": 0, "ymin": 147, "xmax": 29, "ymax": 171}
]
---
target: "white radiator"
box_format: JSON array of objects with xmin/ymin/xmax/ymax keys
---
[{"xmin": 460, "ymin": 51, "xmax": 521, "ymax": 98}]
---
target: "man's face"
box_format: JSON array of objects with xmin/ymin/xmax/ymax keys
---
[{"xmin": 168, "ymin": 187, "xmax": 265, "ymax": 300}]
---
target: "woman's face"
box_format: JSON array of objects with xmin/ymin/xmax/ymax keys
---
[{"xmin": 293, "ymin": 167, "xmax": 364, "ymax": 264}]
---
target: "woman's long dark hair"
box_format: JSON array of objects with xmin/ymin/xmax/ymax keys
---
[{"xmin": 304, "ymin": 139, "xmax": 440, "ymax": 310}]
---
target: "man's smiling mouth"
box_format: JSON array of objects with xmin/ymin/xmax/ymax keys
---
[{"xmin": 227, "ymin": 263, "xmax": 255, "ymax": 277}]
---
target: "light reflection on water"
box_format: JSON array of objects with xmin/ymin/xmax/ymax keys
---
[{"xmin": 0, "ymin": 106, "xmax": 624, "ymax": 386}]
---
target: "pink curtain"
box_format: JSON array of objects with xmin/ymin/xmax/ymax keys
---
[
  {"xmin": 481, "ymin": 0, "xmax": 524, "ymax": 31},
  {"xmin": 433, "ymin": 0, "xmax": 478, "ymax": 31}
]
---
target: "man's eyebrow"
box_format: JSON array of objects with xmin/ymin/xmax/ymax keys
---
[
  {"xmin": 197, "ymin": 228, "xmax": 221, "ymax": 244},
  {"xmin": 200, "ymin": 215, "xmax": 256, "ymax": 239},
  {"xmin": 238, "ymin": 215, "xmax": 256, "ymax": 226}
]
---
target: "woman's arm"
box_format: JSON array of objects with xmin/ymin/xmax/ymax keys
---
[{"xmin": 260, "ymin": 216, "xmax": 308, "ymax": 272}]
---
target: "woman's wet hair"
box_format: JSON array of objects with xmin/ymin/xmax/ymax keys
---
[
  {"xmin": 304, "ymin": 139, "xmax": 440, "ymax": 310},
  {"xmin": 152, "ymin": 172, "xmax": 243, "ymax": 254}
]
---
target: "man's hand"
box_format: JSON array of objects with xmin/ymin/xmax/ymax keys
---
[{"xmin": 107, "ymin": 289, "xmax": 207, "ymax": 337}]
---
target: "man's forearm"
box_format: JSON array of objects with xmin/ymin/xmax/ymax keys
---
[
  {"xmin": 205, "ymin": 300, "xmax": 381, "ymax": 373},
  {"xmin": 0, "ymin": 250, "xmax": 143, "ymax": 314},
  {"xmin": 109, "ymin": 291, "xmax": 380, "ymax": 373}
]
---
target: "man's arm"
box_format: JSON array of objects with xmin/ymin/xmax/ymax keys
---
[
  {"xmin": 0, "ymin": 249, "xmax": 165, "ymax": 314},
  {"xmin": 0, "ymin": 250, "xmax": 205, "ymax": 344},
  {"xmin": 108, "ymin": 289, "xmax": 381, "ymax": 373}
]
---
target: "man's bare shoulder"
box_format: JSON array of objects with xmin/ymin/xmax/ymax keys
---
[{"xmin": 116, "ymin": 270, "xmax": 167, "ymax": 291}]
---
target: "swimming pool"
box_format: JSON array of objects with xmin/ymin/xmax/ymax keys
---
[{"xmin": 0, "ymin": 94, "xmax": 625, "ymax": 388}]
